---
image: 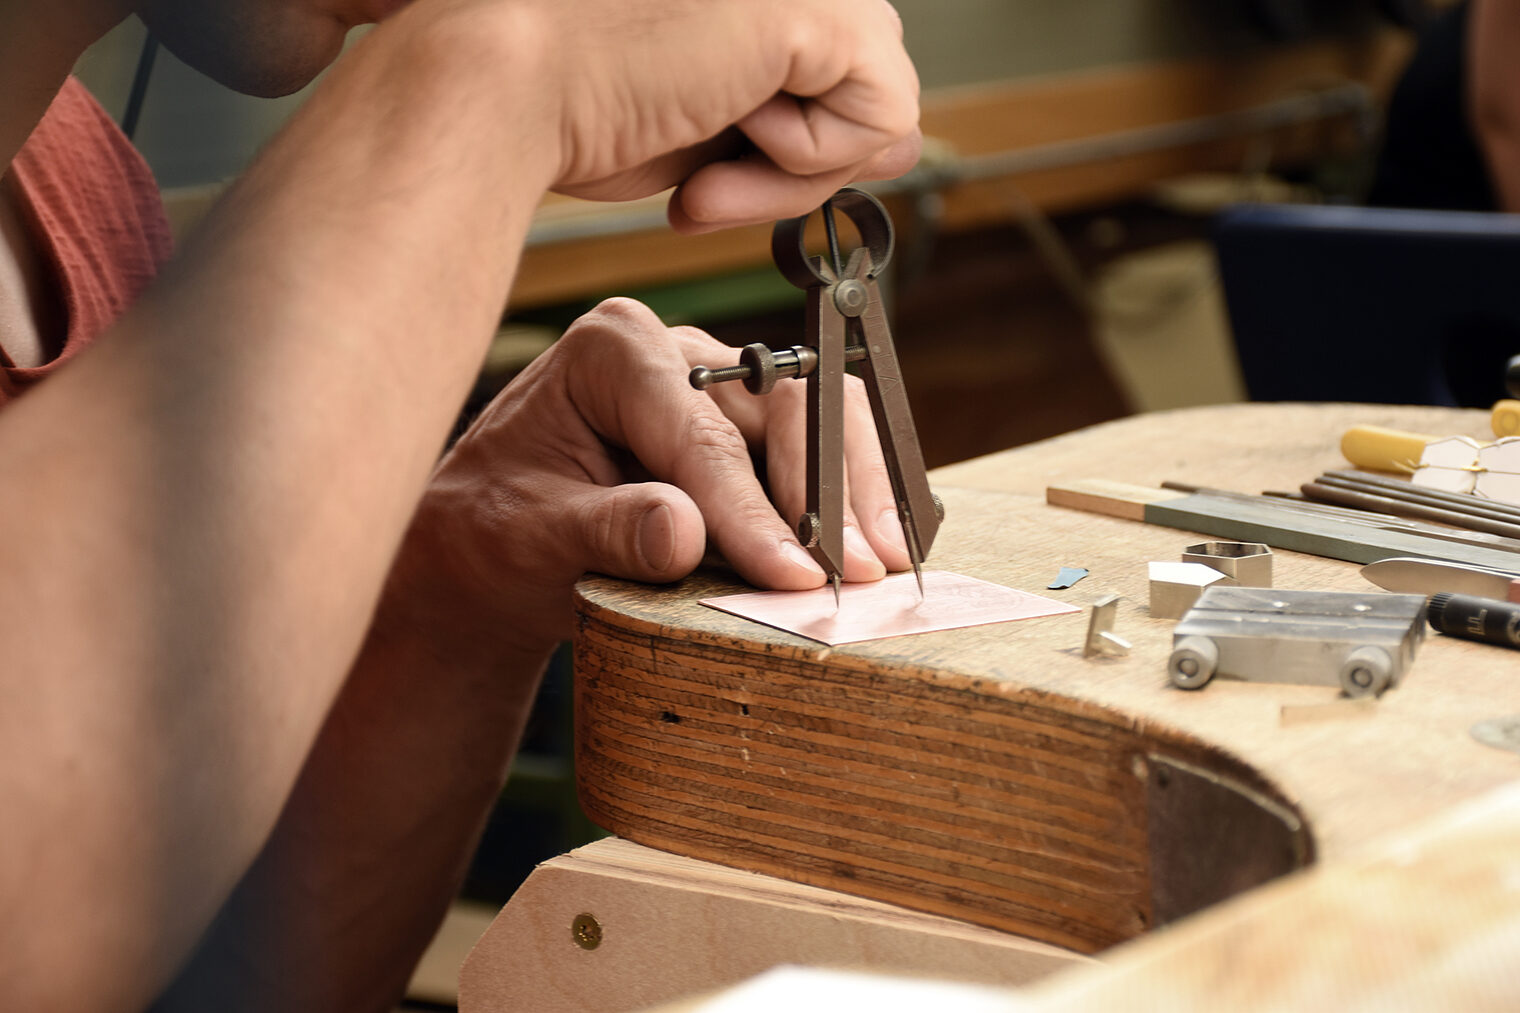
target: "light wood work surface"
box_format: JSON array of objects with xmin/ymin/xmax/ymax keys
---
[{"xmin": 569, "ymin": 402, "xmax": 1517, "ymax": 962}]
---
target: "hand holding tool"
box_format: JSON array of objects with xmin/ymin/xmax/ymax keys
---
[{"xmin": 689, "ymin": 188, "xmax": 942, "ymax": 603}]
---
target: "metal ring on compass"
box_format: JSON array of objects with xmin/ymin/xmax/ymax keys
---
[{"xmin": 770, "ymin": 187, "xmax": 895, "ymax": 291}]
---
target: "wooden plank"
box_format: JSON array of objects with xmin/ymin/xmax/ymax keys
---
[
  {"xmin": 641, "ymin": 781, "xmax": 1520, "ymax": 1010},
  {"xmin": 571, "ymin": 404, "xmax": 1519, "ymax": 960},
  {"xmin": 457, "ymin": 837, "xmax": 1085, "ymax": 1013},
  {"xmin": 160, "ymin": 39, "xmax": 1410, "ymax": 310},
  {"xmin": 1044, "ymin": 479, "xmax": 1185, "ymax": 521},
  {"xmin": 643, "ymin": 966, "xmax": 1033, "ymax": 1012},
  {"xmin": 917, "ymin": 35, "xmax": 1406, "ymax": 161},
  {"xmin": 1018, "ymin": 781, "xmax": 1520, "ymax": 1010},
  {"xmin": 506, "ymin": 35, "xmax": 1408, "ymax": 308},
  {"xmin": 919, "ymin": 32, "xmax": 1409, "ymax": 227}
]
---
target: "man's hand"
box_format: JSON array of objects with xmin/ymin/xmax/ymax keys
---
[
  {"xmin": 400, "ymin": 298, "xmax": 913, "ymax": 655},
  {"xmin": 552, "ymin": 0, "xmax": 920, "ymax": 231},
  {"xmin": 398, "ymin": 0, "xmax": 920, "ymax": 232}
]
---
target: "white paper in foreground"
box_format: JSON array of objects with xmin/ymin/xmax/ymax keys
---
[
  {"xmin": 682, "ymin": 965, "xmax": 1029, "ymax": 1013},
  {"xmin": 699, "ymin": 570, "xmax": 1079, "ymax": 646}
]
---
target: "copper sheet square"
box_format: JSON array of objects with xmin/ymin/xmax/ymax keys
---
[{"xmin": 699, "ymin": 570, "xmax": 1080, "ymax": 646}]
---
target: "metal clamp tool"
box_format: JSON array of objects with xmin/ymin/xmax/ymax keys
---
[{"xmin": 689, "ymin": 188, "xmax": 943, "ymax": 602}]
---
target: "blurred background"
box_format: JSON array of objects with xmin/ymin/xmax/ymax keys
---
[
  {"xmin": 78, "ymin": 0, "xmax": 1453, "ymax": 465},
  {"xmin": 71, "ymin": 0, "xmax": 1498, "ymax": 1005}
]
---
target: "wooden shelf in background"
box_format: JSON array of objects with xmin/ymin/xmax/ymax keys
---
[{"xmin": 508, "ymin": 32, "xmax": 1411, "ymax": 309}]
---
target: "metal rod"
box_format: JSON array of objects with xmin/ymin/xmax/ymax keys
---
[
  {"xmin": 938, "ymin": 84, "xmax": 1372, "ymax": 189},
  {"xmin": 1322, "ymin": 469, "xmax": 1520, "ymax": 524},
  {"xmin": 822, "ymin": 199, "xmax": 844, "ymax": 277},
  {"xmin": 1302, "ymin": 483, "xmax": 1520, "ymax": 541}
]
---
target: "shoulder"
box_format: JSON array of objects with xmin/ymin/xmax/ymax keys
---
[
  {"xmin": 17, "ymin": 78, "xmax": 171, "ymax": 252},
  {"xmin": 4, "ymin": 77, "xmax": 173, "ymax": 388}
]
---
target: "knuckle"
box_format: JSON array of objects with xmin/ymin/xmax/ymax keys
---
[
  {"xmin": 668, "ymin": 323, "xmax": 715, "ymax": 347},
  {"xmin": 668, "ymin": 325, "xmax": 728, "ymax": 365},
  {"xmin": 591, "ymin": 295, "xmax": 649, "ymax": 320},
  {"xmin": 779, "ymin": 14, "xmax": 830, "ymax": 70},
  {"xmin": 574, "ymin": 296, "xmax": 655, "ymax": 336},
  {"xmin": 684, "ymin": 410, "xmax": 750, "ymax": 458},
  {"xmin": 559, "ymin": 299, "xmax": 664, "ymax": 370},
  {"xmin": 576, "ymin": 494, "xmax": 624, "ymax": 562},
  {"xmin": 775, "ymin": 145, "xmax": 845, "ymax": 179}
]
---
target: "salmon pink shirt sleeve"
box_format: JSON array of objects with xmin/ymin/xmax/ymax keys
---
[{"xmin": 1, "ymin": 76, "xmax": 173, "ymax": 405}]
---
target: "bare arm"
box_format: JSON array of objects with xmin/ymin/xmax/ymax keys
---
[
  {"xmin": 0, "ymin": 12, "xmax": 553, "ymax": 1010},
  {"xmin": 0, "ymin": 1, "xmax": 917, "ymax": 1008},
  {"xmin": 152, "ymin": 296, "xmax": 915, "ymax": 1011},
  {"xmin": 1468, "ymin": 0, "xmax": 1520, "ymax": 211}
]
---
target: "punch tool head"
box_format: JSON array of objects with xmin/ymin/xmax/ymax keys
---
[{"xmin": 690, "ymin": 188, "xmax": 943, "ymax": 602}]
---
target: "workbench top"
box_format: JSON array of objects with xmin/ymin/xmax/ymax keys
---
[{"xmin": 571, "ymin": 402, "xmax": 1510, "ymax": 955}]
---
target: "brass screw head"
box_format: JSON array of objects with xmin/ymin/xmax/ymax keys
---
[{"xmin": 572, "ymin": 912, "xmax": 603, "ymax": 951}]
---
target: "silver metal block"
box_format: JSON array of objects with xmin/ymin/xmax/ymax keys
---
[
  {"xmin": 1166, "ymin": 586, "xmax": 1426, "ymax": 697},
  {"xmin": 1182, "ymin": 540, "xmax": 1273, "ymax": 587},
  {"xmin": 1148, "ymin": 561, "xmax": 1229, "ymax": 620}
]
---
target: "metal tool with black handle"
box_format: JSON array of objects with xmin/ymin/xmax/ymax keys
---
[{"xmin": 689, "ymin": 188, "xmax": 942, "ymax": 603}]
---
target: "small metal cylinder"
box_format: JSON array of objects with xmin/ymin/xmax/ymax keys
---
[
  {"xmin": 689, "ymin": 344, "xmax": 839, "ymax": 395},
  {"xmin": 1169, "ymin": 636, "xmax": 1218, "ymax": 690}
]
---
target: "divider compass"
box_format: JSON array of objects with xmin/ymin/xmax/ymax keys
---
[{"xmin": 689, "ymin": 188, "xmax": 943, "ymax": 604}]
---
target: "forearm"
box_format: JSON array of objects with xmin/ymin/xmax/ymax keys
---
[
  {"xmin": 153, "ymin": 539, "xmax": 554, "ymax": 1012},
  {"xmin": 0, "ymin": 0, "xmax": 923, "ymax": 1003},
  {"xmin": 0, "ymin": 5, "xmax": 556, "ymax": 1008},
  {"xmin": 1468, "ymin": 0, "xmax": 1520, "ymax": 211}
]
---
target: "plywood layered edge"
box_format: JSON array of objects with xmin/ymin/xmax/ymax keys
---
[{"xmin": 571, "ymin": 488, "xmax": 1323, "ymax": 955}]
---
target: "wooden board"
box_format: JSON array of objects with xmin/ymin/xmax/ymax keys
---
[
  {"xmin": 457, "ymin": 837, "xmax": 1085, "ymax": 1013},
  {"xmin": 1019, "ymin": 780, "xmax": 1520, "ymax": 1010},
  {"xmin": 504, "ymin": 35, "xmax": 1408, "ymax": 309},
  {"xmin": 572, "ymin": 403, "xmax": 1519, "ymax": 956},
  {"xmin": 638, "ymin": 782, "xmax": 1520, "ymax": 1010}
]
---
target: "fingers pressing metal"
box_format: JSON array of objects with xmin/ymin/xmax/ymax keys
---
[
  {"xmin": 761, "ymin": 379, "xmax": 897, "ymax": 583},
  {"xmin": 563, "ymin": 301, "xmax": 825, "ymax": 591},
  {"xmin": 563, "ymin": 298, "xmax": 906, "ymax": 590}
]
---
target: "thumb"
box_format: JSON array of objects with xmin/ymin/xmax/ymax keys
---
[{"xmin": 565, "ymin": 481, "xmax": 708, "ymax": 584}]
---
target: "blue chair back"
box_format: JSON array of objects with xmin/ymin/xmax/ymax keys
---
[{"xmin": 1215, "ymin": 203, "xmax": 1520, "ymax": 406}]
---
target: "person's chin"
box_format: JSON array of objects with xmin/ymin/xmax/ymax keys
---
[
  {"xmin": 209, "ymin": 31, "xmax": 348, "ymax": 98},
  {"xmin": 363, "ymin": 0, "xmax": 414, "ymax": 23},
  {"xmin": 216, "ymin": 57, "xmax": 330, "ymax": 98},
  {"xmin": 337, "ymin": 0, "xmax": 412, "ymax": 27}
]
